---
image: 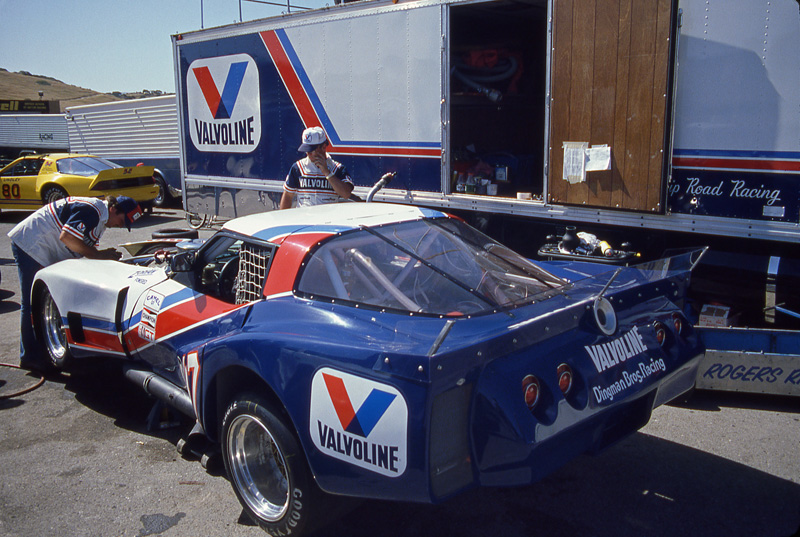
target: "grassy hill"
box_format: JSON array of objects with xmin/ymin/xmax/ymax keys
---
[{"xmin": 0, "ymin": 68, "xmax": 134, "ymax": 111}]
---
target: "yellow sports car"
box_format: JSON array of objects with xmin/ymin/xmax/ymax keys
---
[{"xmin": 0, "ymin": 153, "xmax": 159, "ymax": 210}]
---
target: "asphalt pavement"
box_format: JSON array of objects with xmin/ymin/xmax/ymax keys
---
[{"xmin": 0, "ymin": 207, "xmax": 798, "ymax": 537}]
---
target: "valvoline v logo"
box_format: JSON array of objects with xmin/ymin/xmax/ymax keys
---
[
  {"xmin": 310, "ymin": 368, "xmax": 408, "ymax": 477},
  {"xmin": 322, "ymin": 373, "xmax": 396, "ymax": 437},
  {"xmin": 193, "ymin": 61, "xmax": 248, "ymax": 119},
  {"xmin": 186, "ymin": 53, "xmax": 261, "ymax": 153}
]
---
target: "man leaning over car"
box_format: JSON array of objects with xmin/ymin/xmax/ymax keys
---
[{"xmin": 8, "ymin": 195, "xmax": 142, "ymax": 372}]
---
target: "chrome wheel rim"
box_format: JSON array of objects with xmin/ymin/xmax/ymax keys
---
[
  {"xmin": 42, "ymin": 293, "xmax": 67, "ymax": 362},
  {"xmin": 227, "ymin": 413, "xmax": 290, "ymax": 522}
]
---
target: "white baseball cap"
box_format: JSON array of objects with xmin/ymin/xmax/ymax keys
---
[{"xmin": 298, "ymin": 126, "xmax": 328, "ymax": 152}]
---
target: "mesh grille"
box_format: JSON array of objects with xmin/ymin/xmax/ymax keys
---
[{"xmin": 235, "ymin": 243, "xmax": 271, "ymax": 305}]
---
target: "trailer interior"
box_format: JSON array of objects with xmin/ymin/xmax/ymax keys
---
[{"xmin": 448, "ymin": 0, "xmax": 549, "ymax": 199}]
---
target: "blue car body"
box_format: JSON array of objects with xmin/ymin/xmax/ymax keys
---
[{"xmin": 32, "ymin": 202, "xmax": 704, "ymax": 531}]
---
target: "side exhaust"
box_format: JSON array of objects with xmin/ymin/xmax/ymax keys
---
[{"xmin": 123, "ymin": 364, "xmax": 195, "ymax": 419}]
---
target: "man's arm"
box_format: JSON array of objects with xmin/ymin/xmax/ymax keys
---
[
  {"xmin": 325, "ymin": 172, "xmax": 354, "ymax": 199},
  {"xmin": 59, "ymin": 231, "xmax": 121, "ymax": 260},
  {"xmin": 311, "ymin": 154, "xmax": 354, "ymax": 199},
  {"xmin": 280, "ymin": 190, "xmax": 295, "ymax": 209}
]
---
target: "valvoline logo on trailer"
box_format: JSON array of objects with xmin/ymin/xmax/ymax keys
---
[
  {"xmin": 187, "ymin": 53, "xmax": 261, "ymax": 153},
  {"xmin": 310, "ymin": 368, "xmax": 408, "ymax": 477}
]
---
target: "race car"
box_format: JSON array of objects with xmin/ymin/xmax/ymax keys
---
[
  {"xmin": 31, "ymin": 202, "xmax": 705, "ymax": 536},
  {"xmin": 0, "ymin": 153, "xmax": 158, "ymax": 210}
]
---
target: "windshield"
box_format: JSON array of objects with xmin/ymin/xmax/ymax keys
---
[
  {"xmin": 56, "ymin": 156, "xmax": 118, "ymax": 176},
  {"xmin": 297, "ymin": 217, "xmax": 565, "ymax": 316}
]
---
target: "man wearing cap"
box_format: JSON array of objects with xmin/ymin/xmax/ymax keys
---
[
  {"xmin": 280, "ymin": 126, "xmax": 354, "ymax": 209},
  {"xmin": 8, "ymin": 195, "xmax": 142, "ymax": 371}
]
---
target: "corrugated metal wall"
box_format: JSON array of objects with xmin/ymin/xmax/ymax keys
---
[
  {"xmin": 66, "ymin": 95, "xmax": 179, "ymax": 158},
  {"xmin": 0, "ymin": 114, "xmax": 69, "ymax": 149}
]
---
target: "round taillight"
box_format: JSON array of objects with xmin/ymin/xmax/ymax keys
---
[
  {"xmin": 522, "ymin": 375, "xmax": 540, "ymax": 409},
  {"xmin": 672, "ymin": 312, "xmax": 684, "ymax": 336},
  {"xmin": 557, "ymin": 363, "xmax": 573, "ymax": 394},
  {"xmin": 654, "ymin": 321, "xmax": 667, "ymax": 346}
]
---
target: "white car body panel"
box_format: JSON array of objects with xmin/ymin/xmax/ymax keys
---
[{"xmin": 34, "ymin": 259, "xmax": 170, "ymax": 323}]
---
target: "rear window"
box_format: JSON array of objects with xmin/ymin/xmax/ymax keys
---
[
  {"xmin": 57, "ymin": 156, "xmax": 117, "ymax": 176},
  {"xmin": 297, "ymin": 217, "xmax": 565, "ymax": 316}
]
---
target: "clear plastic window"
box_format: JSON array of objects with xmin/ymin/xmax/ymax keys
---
[{"xmin": 297, "ymin": 218, "xmax": 565, "ymax": 316}]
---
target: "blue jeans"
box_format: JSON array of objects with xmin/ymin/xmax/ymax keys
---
[{"xmin": 11, "ymin": 242, "xmax": 45, "ymax": 370}]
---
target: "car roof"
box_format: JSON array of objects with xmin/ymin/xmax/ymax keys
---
[
  {"xmin": 18, "ymin": 153, "xmax": 92, "ymax": 159},
  {"xmin": 45, "ymin": 153, "xmax": 95, "ymax": 160},
  {"xmin": 222, "ymin": 202, "xmax": 449, "ymax": 243}
]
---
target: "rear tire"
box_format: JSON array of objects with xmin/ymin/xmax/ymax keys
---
[
  {"xmin": 36, "ymin": 285, "xmax": 72, "ymax": 370},
  {"xmin": 221, "ymin": 396, "xmax": 325, "ymax": 537},
  {"xmin": 153, "ymin": 174, "xmax": 172, "ymax": 208},
  {"xmin": 42, "ymin": 186, "xmax": 68, "ymax": 205}
]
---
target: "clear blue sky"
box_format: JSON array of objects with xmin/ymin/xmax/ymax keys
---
[{"xmin": 0, "ymin": 0, "xmax": 328, "ymax": 94}]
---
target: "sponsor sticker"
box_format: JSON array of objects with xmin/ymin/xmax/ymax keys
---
[
  {"xmin": 187, "ymin": 53, "xmax": 261, "ymax": 153},
  {"xmin": 585, "ymin": 326, "xmax": 668, "ymax": 404},
  {"xmin": 143, "ymin": 290, "xmax": 165, "ymax": 312},
  {"xmin": 138, "ymin": 290, "xmax": 165, "ymax": 342},
  {"xmin": 140, "ymin": 308, "xmax": 158, "ymax": 327},
  {"xmin": 138, "ymin": 324, "xmax": 156, "ymax": 342},
  {"xmin": 310, "ymin": 368, "xmax": 408, "ymax": 477},
  {"xmin": 591, "ymin": 357, "xmax": 667, "ymax": 404},
  {"xmin": 182, "ymin": 351, "xmax": 201, "ymax": 418},
  {"xmin": 584, "ymin": 326, "xmax": 649, "ymax": 373}
]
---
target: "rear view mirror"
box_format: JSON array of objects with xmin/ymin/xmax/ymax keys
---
[{"xmin": 170, "ymin": 251, "xmax": 195, "ymax": 272}]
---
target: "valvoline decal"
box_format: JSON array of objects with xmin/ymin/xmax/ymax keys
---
[
  {"xmin": 310, "ymin": 368, "xmax": 408, "ymax": 477},
  {"xmin": 187, "ymin": 53, "xmax": 261, "ymax": 153},
  {"xmin": 585, "ymin": 326, "xmax": 667, "ymax": 404}
]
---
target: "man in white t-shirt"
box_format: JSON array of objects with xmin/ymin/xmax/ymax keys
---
[
  {"xmin": 8, "ymin": 195, "xmax": 142, "ymax": 371},
  {"xmin": 280, "ymin": 127, "xmax": 355, "ymax": 209}
]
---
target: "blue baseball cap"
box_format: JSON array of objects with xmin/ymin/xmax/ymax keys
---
[{"xmin": 116, "ymin": 196, "xmax": 142, "ymax": 230}]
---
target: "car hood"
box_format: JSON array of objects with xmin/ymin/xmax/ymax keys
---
[{"xmin": 34, "ymin": 258, "xmax": 169, "ymax": 322}]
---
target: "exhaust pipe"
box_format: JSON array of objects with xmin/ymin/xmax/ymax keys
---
[{"xmin": 123, "ymin": 364, "xmax": 195, "ymax": 419}]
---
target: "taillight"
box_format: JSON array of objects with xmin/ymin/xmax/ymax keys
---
[
  {"xmin": 557, "ymin": 363, "xmax": 573, "ymax": 395},
  {"xmin": 522, "ymin": 375, "xmax": 540, "ymax": 410},
  {"xmin": 672, "ymin": 312, "xmax": 685, "ymax": 336},
  {"xmin": 654, "ymin": 321, "xmax": 667, "ymax": 346}
]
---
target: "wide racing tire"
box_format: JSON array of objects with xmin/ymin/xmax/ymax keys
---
[
  {"xmin": 42, "ymin": 186, "xmax": 68, "ymax": 205},
  {"xmin": 221, "ymin": 396, "xmax": 326, "ymax": 537},
  {"xmin": 36, "ymin": 285, "xmax": 72, "ymax": 371}
]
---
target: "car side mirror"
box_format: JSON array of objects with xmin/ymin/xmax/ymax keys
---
[{"xmin": 170, "ymin": 251, "xmax": 195, "ymax": 272}]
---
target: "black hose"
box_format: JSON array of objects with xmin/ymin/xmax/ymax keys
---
[{"xmin": 0, "ymin": 362, "xmax": 46, "ymax": 399}]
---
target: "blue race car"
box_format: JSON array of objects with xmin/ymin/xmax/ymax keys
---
[{"xmin": 32, "ymin": 202, "xmax": 704, "ymax": 536}]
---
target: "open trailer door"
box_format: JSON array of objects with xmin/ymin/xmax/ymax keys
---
[{"xmin": 547, "ymin": 0, "xmax": 677, "ymax": 213}]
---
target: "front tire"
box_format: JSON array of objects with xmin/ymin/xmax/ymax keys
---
[
  {"xmin": 221, "ymin": 396, "xmax": 322, "ymax": 537},
  {"xmin": 37, "ymin": 285, "xmax": 72, "ymax": 370}
]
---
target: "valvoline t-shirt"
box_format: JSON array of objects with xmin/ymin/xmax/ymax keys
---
[
  {"xmin": 8, "ymin": 197, "xmax": 108, "ymax": 267},
  {"xmin": 283, "ymin": 156, "xmax": 354, "ymax": 207}
]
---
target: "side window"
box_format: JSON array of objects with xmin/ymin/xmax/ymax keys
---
[
  {"xmin": 2, "ymin": 159, "xmax": 43, "ymax": 177},
  {"xmin": 195, "ymin": 237, "xmax": 273, "ymax": 304}
]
